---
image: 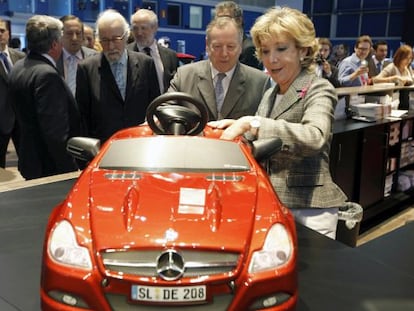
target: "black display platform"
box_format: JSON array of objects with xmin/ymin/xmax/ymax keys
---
[{"xmin": 1, "ymin": 179, "xmax": 414, "ymax": 311}]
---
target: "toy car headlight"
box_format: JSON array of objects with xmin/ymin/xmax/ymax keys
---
[
  {"xmin": 248, "ymin": 223, "xmax": 293, "ymax": 273},
  {"xmin": 48, "ymin": 220, "xmax": 92, "ymax": 270}
]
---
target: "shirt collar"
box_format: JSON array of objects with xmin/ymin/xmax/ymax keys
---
[
  {"xmin": 0, "ymin": 46, "xmax": 10, "ymax": 56},
  {"xmin": 149, "ymin": 41, "xmax": 158, "ymax": 52},
  {"xmin": 63, "ymin": 48, "xmax": 82, "ymax": 61},
  {"xmin": 41, "ymin": 53, "xmax": 57, "ymax": 67},
  {"xmin": 210, "ymin": 62, "xmax": 236, "ymax": 80},
  {"xmin": 137, "ymin": 40, "xmax": 158, "ymax": 53},
  {"xmin": 372, "ymin": 56, "xmax": 382, "ymax": 65}
]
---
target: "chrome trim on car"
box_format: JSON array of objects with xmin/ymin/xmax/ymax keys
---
[
  {"xmin": 205, "ymin": 175, "xmax": 243, "ymax": 181},
  {"xmin": 101, "ymin": 250, "xmax": 239, "ymax": 278},
  {"xmin": 104, "ymin": 172, "xmax": 142, "ymax": 180}
]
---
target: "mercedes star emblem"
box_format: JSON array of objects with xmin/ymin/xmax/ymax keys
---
[{"xmin": 156, "ymin": 250, "xmax": 185, "ymax": 281}]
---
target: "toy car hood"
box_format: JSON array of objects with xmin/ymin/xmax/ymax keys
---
[{"xmin": 87, "ymin": 169, "xmax": 259, "ymax": 252}]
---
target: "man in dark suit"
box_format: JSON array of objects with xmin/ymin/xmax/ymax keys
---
[
  {"xmin": 368, "ymin": 40, "xmax": 391, "ymax": 78},
  {"xmin": 76, "ymin": 9, "xmax": 160, "ymax": 143},
  {"xmin": 128, "ymin": 8, "xmax": 178, "ymax": 93},
  {"xmin": 215, "ymin": 1, "xmax": 263, "ymax": 70},
  {"xmin": 56, "ymin": 15, "xmax": 97, "ymax": 95},
  {"xmin": 0, "ymin": 18, "xmax": 26, "ymax": 168},
  {"xmin": 168, "ymin": 17, "xmax": 270, "ymax": 121},
  {"xmin": 7, "ymin": 15, "xmax": 81, "ymax": 180}
]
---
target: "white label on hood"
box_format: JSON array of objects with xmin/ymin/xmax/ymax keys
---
[{"xmin": 178, "ymin": 188, "xmax": 206, "ymax": 214}]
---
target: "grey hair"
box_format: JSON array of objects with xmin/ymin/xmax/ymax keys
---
[
  {"xmin": 26, "ymin": 15, "xmax": 63, "ymax": 53},
  {"xmin": 206, "ymin": 16, "xmax": 243, "ymax": 45},
  {"xmin": 131, "ymin": 8, "xmax": 158, "ymax": 27},
  {"xmin": 96, "ymin": 9, "xmax": 130, "ymax": 38}
]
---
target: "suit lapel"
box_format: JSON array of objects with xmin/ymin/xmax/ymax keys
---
[
  {"xmin": 0, "ymin": 66, "xmax": 6, "ymax": 81},
  {"xmin": 220, "ymin": 63, "xmax": 245, "ymax": 118},
  {"xmin": 196, "ymin": 62, "xmax": 217, "ymax": 118},
  {"xmin": 125, "ymin": 51, "xmax": 140, "ymax": 102},
  {"xmin": 158, "ymin": 46, "xmax": 167, "ymax": 66},
  {"xmin": 9, "ymin": 49, "xmax": 21, "ymax": 65},
  {"xmin": 269, "ymin": 71, "xmax": 314, "ymax": 119},
  {"xmin": 158, "ymin": 46, "xmax": 169, "ymax": 89},
  {"xmin": 0, "ymin": 52, "xmax": 7, "ymax": 80},
  {"xmin": 56, "ymin": 56, "xmax": 64, "ymax": 76},
  {"xmin": 1, "ymin": 49, "xmax": 22, "ymax": 80},
  {"xmin": 100, "ymin": 54, "xmax": 123, "ymax": 101}
]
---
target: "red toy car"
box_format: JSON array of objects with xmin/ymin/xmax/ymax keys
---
[{"xmin": 40, "ymin": 93, "xmax": 298, "ymax": 310}]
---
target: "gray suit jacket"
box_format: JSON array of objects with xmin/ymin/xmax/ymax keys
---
[
  {"xmin": 256, "ymin": 70, "xmax": 347, "ymax": 209},
  {"xmin": 168, "ymin": 60, "xmax": 271, "ymax": 120}
]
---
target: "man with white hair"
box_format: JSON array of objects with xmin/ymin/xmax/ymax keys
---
[
  {"xmin": 76, "ymin": 9, "xmax": 160, "ymax": 143},
  {"xmin": 128, "ymin": 9, "xmax": 178, "ymax": 93}
]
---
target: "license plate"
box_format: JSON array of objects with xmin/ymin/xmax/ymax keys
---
[{"xmin": 131, "ymin": 285, "xmax": 206, "ymax": 302}]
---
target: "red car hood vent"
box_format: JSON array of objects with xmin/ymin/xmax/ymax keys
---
[{"xmin": 88, "ymin": 171, "xmax": 258, "ymax": 252}]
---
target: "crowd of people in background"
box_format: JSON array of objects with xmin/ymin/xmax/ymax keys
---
[
  {"xmin": 325, "ymin": 36, "xmax": 414, "ymax": 88},
  {"xmin": 2, "ymin": 1, "xmax": 414, "ymax": 238}
]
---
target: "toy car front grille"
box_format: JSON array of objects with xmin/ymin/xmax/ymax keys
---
[{"xmin": 101, "ymin": 250, "xmax": 239, "ymax": 278}]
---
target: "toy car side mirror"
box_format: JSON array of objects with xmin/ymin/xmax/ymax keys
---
[
  {"xmin": 252, "ymin": 137, "xmax": 282, "ymax": 162},
  {"xmin": 67, "ymin": 137, "xmax": 101, "ymax": 162}
]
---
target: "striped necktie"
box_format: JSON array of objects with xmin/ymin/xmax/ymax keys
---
[
  {"xmin": 66, "ymin": 55, "xmax": 78, "ymax": 95},
  {"xmin": 215, "ymin": 73, "xmax": 226, "ymax": 112},
  {"xmin": 0, "ymin": 52, "xmax": 11, "ymax": 73},
  {"xmin": 377, "ymin": 62, "xmax": 382, "ymax": 73}
]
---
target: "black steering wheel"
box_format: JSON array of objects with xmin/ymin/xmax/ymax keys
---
[{"xmin": 146, "ymin": 92, "xmax": 208, "ymax": 136}]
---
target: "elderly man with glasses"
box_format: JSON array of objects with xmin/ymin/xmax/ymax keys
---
[{"xmin": 76, "ymin": 9, "xmax": 160, "ymax": 144}]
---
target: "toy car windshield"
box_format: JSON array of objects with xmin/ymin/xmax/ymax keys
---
[{"xmin": 99, "ymin": 136, "xmax": 251, "ymax": 173}]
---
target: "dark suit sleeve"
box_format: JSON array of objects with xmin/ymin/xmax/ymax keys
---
[
  {"xmin": 34, "ymin": 70, "xmax": 77, "ymax": 172},
  {"xmin": 323, "ymin": 65, "xmax": 340, "ymax": 88},
  {"xmin": 147, "ymin": 58, "xmax": 161, "ymax": 102},
  {"xmin": 76, "ymin": 63, "xmax": 91, "ymax": 136},
  {"xmin": 159, "ymin": 47, "xmax": 179, "ymax": 92},
  {"xmin": 1, "ymin": 78, "xmax": 14, "ymax": 135}
]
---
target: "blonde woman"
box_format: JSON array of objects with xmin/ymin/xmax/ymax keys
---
[{"xmin": 209, "ymin": 7, "xmax": 347, "ymax": 239}]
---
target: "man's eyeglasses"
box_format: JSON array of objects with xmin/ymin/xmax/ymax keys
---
[{"xmin": 99, "ymin": 31, "xmax": 128, "ymax": 45}]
